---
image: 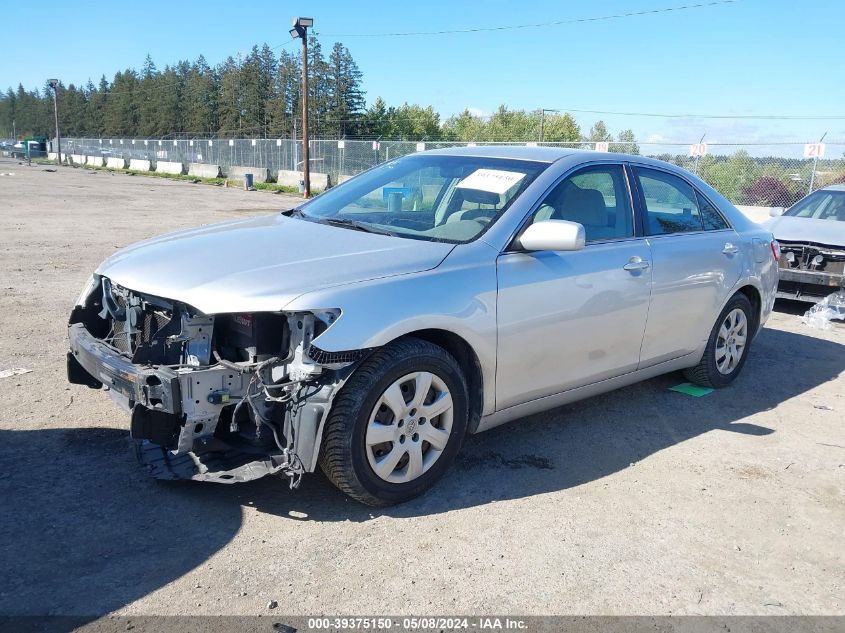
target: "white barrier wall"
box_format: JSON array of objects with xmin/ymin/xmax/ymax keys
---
[
  {"xmin": 277, "ymin": 169, "xmax": 330, "ymax": 190},
  {"xmin": 106, "ymin": 157, "xmax": 127, "ymax": 169},
  {"xmin": 87, "ymin": 156, "xmax": 104, "ymax": 167},
  {"xmin": 156, "ymin": 161, "xmax": 184, "ymax": 175},
  {"xmin": 47, "ymin": 152, "xmax": 58, "ymax": 160},
  {"xmin": 188, "ymin": 163, "xmax": 222, "ymax": 178},
  {"xmin": 70, "ymin": 154, "xmax": 86, "ymax": 165},
  {"xmin": 735, "ymin": 205, "xmax": 781, "ymax": 224},
  {"xmin": 129, "ymin": 158, "xmax": 152, "ymax": 171},
  {"xmin": 227, "ymin": 166, "xmax": 271, "ymax": 183}
]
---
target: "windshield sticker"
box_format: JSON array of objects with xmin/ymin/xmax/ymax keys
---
[{"xmin": 456, "ymin": 169, "xmax": 526, "ymax": 195}]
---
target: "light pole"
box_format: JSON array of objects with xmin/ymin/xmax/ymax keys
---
[
  {"xmin": 538, "ymin": 108, "xmax": 559, "ymax": 143},
  {"xmin": 48, "ymin": 79, "xmax": 61, "ymax": 164},
  {"xmin": 290, "ymin": 17, "xmax": 313, "ymax": 198}
]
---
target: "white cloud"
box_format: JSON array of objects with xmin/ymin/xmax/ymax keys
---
[{"xmin": 466, "ymin": 107, "xmax": 488, "ymax": 118}]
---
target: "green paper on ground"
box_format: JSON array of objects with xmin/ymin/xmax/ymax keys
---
[{"xmin": 669, "ymin": 382, "xmax": 714, "ymax": 397}]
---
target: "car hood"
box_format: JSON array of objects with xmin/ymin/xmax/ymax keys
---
[
  {"xmin": 96, "ymin": 214, "xmax": 454, "ymax": 314},
  {"xmin": 768, "ymin": 215, "xmax": 845, "ymax": 247}
]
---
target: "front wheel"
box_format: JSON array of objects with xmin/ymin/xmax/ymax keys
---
[
  {"xmin": 684, "ymin": 292, "xmax": 755, "ymax": 388},
  {"xmin": 319, "ymin": 337, "xmax": 468, "ymax": 506}
]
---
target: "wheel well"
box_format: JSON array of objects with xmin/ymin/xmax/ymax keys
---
[
  {"xmin": 401, "ymin": 329, "xmax": 484, "ymax": 433},
  {"xmin": 737, "ymin": 285, "xmax": 762, "ymax": 334}
]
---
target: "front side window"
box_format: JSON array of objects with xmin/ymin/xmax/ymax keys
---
[
  {"xmin": 636, "ymin": 168, "xmax": 703, "ymax": 235},
  {"xmin": 299, "ymin": 155, "xmax": 548, "ymax": 243},
  {"xmin": 785, "ymin": 190, "xmax": 845, "ymax": 221},
  {"xmin": 529, "ymin": 164, "xmax": 634, "ymax": 242}
]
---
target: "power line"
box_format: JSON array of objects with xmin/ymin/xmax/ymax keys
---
[
  {"xmin": 317, "ymin": 0, "xmax": 740, "ymax": 37},
  {"xmin": 543, "ymin": 107, "xmax": 845, "ymax": 121}
]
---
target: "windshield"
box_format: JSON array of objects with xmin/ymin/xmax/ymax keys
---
[
  {"xmin": 785, "ymin": 190, "xmax": 845, "ymax": 221},
  {"xmin": 298, "ymin": 154, "xmax": 549, "ymax": 243}
]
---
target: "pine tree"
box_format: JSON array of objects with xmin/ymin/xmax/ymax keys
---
[
  {"xmin": 137, "ymin": 55, "xmax": 159, "ymax": 136},
  {"xmin": 327, "ymin": 43, "xmax": 365, "ymax": 137},
  {"xmin": 184, "ymin": 55, "xmax": 217, "ymax": 136},
  {"xmin": 217, "ymin": 56, "xmax": 241, "ymax": 136},
  {"xmin": 306, "ymin": 35, "xmax": 330, "ymax": 136},
  {"xmin": 268, "ymin": 50, "xmax": 300, "ymax": 136},
  {"xmin": 103, "ymin": 70, "xmax": 140, "ymax": 136}
]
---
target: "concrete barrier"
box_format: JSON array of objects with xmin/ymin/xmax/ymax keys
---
[
  {"xmin": 736, "ymin": 204, "xmax": 781, "ymax": 224},
  {"xmin": 70, "ymin": 154, "xmax": 86, "ymax": 165},
  {"xmin": 338, "ymin": 174, "xmax": 354, "ymax": 184},
  {"xmin": 188, "ymin": 163, "xmax": 222, "ymax": 179},
  {"xmin": 60, "ymin": 153, "xmax": 69, "ymax": 162},
  {"xmin": 87, "ymin": 156, "xmax": 104, "ymax": 167},
  {"xmin": 227, "ymin": 165, "xmax": 270, "ymax": 183},
  {"xmin": 277, "ymin": 169, "xmax": 330, "ymax": 190},
  {"xmin": 156, "ymin": 160, "xmax": 184, "ymax": 175},
  {"xmin": 129, "ymin": 158, "xmax": 152, "ymax": 172},
  {"xmin": 47, "ymin": 152, "xmax": 58, "ymax": 161},
  {"xmin": 106, "ymin": 157, "xmax": 127, "ymax": 169}
]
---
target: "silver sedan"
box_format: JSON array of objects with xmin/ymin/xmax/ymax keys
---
[{"xmin": 67, "ymin": 147, "xmax": 779, "ymax": 505}]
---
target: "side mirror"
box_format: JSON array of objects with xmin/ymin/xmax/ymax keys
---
[
  {"xmin": 769, "ymin": 207, "xmax": 785, "ymax": 217},
  {"xmin": 517, "ymin": 220, "xmax": 586, "ymax": 252}
]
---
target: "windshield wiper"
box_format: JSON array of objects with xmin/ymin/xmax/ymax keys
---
[{"xmin": 319, "ymin": 217, "xmax": 399, "ymax": 236}]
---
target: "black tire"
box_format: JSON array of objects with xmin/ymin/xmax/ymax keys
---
[
  {"xmin": 319, "ymin": 337, "xmax": 468, "ymax": 506},
  {"xmin": 684, "ymin": 292, "xmax": 755, "ymax": 388}
]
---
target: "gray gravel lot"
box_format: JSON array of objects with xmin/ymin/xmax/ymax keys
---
[{"xmin": 0, "ymin": 158, "xmax": 842, "ymax": 618}]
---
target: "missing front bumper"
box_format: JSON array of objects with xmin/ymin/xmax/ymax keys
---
[{"xmin": 776, "ymin": 268, "xmax": 845, "ymax": 303}]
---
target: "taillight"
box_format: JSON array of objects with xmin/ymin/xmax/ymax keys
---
[{"xmin": 770, "ymin": 240, "xmax": 780, "ymax": 262}]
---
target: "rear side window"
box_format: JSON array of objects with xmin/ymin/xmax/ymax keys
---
[
  {"xmin": 696, "ymin": 191, "xmax": 729, "ymax": 230},
  {"xmin": 636, "ymin": 168, "xmax": 703, "ymax": 235}
]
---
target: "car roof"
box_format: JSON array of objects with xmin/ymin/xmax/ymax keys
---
[
  {"xmin": 423, "ymin": 145, "xmax": 688, "ymax": 170},
  {"xmin": 424, "ymin": 145, "xmax": 576, "ymax": 162}
]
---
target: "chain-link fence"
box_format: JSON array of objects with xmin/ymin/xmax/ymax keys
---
[{"xmin": 58, "ymin": 137, "xmax": 845, "ymax": 207}]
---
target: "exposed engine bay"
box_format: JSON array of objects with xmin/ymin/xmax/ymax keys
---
[
  {"xmin": 776, "ymin": 240, "xmax": 845, "ymax": 302},
  {"xmin": 67, "ymin": 275, "xmax": 366, "ymax": 485}
]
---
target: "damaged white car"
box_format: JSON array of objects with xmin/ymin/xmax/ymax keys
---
[
  {"xmin": 768, "ymin": 184, "xmax": 845, "ymax": 302},
  {"xmin": 68, "ymin": 147, "xmax": 778, "ymax": 506}
]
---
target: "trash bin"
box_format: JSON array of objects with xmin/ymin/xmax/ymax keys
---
[
  {"xmin": 388, "ymin": 191, "xmax": 404, "ymax": 213},
  {"xmin": 243, "ymin": 173, "xmax": 254, "ymax": 190}
]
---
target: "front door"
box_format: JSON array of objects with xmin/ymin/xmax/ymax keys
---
[{"xmin": 495, "ymin": 164, "xmax": 653, "ymax": 410}]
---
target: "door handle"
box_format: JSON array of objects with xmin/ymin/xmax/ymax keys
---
[
  {"xmin": 623, "ymin": 257, "xmax": 650, "ymax": 272},
  {"xmin": 722, "ymin": 242, "xmax": 740, "ymax": 255}
]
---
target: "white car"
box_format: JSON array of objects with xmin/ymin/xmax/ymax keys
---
[{"xmin": 768, "ymin": 184, "xmax": 845, "ymax": 302}]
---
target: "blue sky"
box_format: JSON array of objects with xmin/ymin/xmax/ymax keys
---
[{"xmin": 1, "ymin": 0, "xmax": 843, "ymax": 145}]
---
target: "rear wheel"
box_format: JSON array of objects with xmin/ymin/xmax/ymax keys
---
[
  {"xmin": 319, "ymin": 337, "xmax": 468, "ymax": 506},
  {"xmin": 684, "ymin": 293, "xmax": 754, "ymax": 388}
]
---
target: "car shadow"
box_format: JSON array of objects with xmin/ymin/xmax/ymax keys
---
[
  {"xmin": 1, "ymin": 326, "xmax": 841, "ymax": 617},
  {"xmin": 249, "ymin": 325, "xmax": 844, "ymax": 520}
]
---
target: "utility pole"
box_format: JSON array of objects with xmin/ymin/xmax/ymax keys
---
[
  {"xmin": 290, "ymin": 17, "xmax": 313, "ymax": 198},
  {"xmin": 48, "ymin": 79, "xmax": 61, "ymax": 164},
  {"xmin": 12, "ymin": 119, "xmax": 15, "ymax": 141}
]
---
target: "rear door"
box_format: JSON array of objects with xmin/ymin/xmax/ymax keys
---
[{"xmin": 632, "ymin": 166, "xmax": 743, "ymax": 367}]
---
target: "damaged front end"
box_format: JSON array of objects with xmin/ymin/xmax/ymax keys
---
[
  {"xmin": 776, "ymin": 240, "xmax": 845, "ymax": 302},
  {"xmin": 67, "ymin": 275, "xmax": 364, "ymax": 486}
]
